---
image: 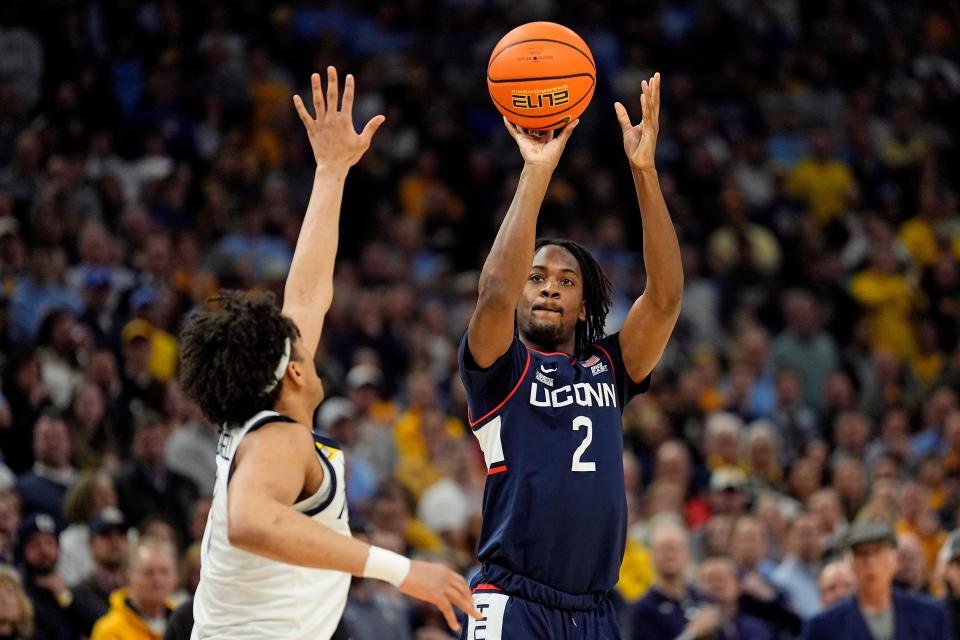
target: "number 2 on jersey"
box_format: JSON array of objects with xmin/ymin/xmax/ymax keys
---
[{"xmin": 571, "ymin": 416, "xmax": 596, "ymax": 472}]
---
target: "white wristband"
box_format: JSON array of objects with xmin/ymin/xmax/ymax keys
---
[{"xmin": 363, "ymin": 546, "xmax": 411, "ymax": 587}]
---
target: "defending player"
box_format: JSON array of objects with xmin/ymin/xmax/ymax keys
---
[
  {"xmin": 180, "ymin": 68, "xmax": 478, "ymax": 639},
  {"xmin": 460, "ymin": 73, "xmax": 682, "ymax": 638}
]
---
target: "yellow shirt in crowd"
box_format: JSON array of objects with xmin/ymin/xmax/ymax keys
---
[{"xmin": 787, "ymin": 159, "xmax": 854, "ymax": 226}]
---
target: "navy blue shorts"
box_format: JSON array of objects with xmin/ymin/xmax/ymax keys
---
[{"xmin": 461, "ymin": 564, "xmax": 620, "ymax": 640}]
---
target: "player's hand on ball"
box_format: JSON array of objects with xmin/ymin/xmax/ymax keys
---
[
  {"xmin": 503, "ymin": 116, "xmax": 579, "ymax": 171},
  {"xmin": 399, "ymin": 560, "xmax": 481, "ymax": 632},
  {"xmin": 615, "ymin": 72, "xmax": 661, "ymax": 171},
  {"xmin": 293, "ymin": 66, "xmax": 385, "ymax": 170}
]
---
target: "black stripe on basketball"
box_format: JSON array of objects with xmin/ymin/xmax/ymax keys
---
[
  {"xmin": 488, "ymin": 77, "xmax": 595, "ymax": 119},
  {"xmin": 487, "ymin": 72, "xmax": 594, "ymax": 84},
  {"xmin": 487, "ymin": 38, "xmax": 596, "ymax": 73}
]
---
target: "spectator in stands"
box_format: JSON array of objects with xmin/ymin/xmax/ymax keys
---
[
  {"xmin": 16, "ymin": 413, "xmax": 76, "ymax": 528},
  {"xmin": 34, "ymin": 309, "xmax": 84, "ymax": 411},
  {"xmin": 631, "ymin": 516, "xmax": 710, "ymax": 640},
  {"xmin": 7, "ymin": 246, "xmax": 82, "ymax": 345},
  {"xmin": 66, "ymin": 382, "xmax": 117, "ymax": 469},
  {"xmin": 91, "ymin": 537, "xmax": 177, "ymax": 640},
  {"xmin": 706, "ymin": 467, "xmax": 750, "ymax": 520},
  {"xmin": 17, "ymin": 513, "xmax": 101, "ymax": 639},
  {"xmin": 773, "ymin": 290, "xmax": 840, "ymax": 413},
  {"xmin": 0, "ymin": 565, "xmax": 34, "ymax": 640},
  {"xmin": 653, "ymin": 440, "xmax": 708, "ymax": 527},
  {"xmin": 808, "ymin": 488, "xmax": 849, "ymax": 553},
  {"xmin": 697, "ymin": 556, "xmax": 774, "ymax": 640},
  {"xmin": 731, "ymin": 515, "xmax": 803, "ymax": 636},
  {"xmin": 894, "ymin": 533, "xmax": 930, "ymax": 594},
  {"xmin": 803, "ymin": 522, "xmax": 950, "ymax": 639},
  {"xmin": 818, "ymin": 560, "xmax": 856, "ymax": 608},
  {"xmin": 896, "ymin": 482, "xmax": 948, "ymax": 574},
  {"xmin": 58, "ymin": 470, "xmax": 117, "ymax": 585},
  {"xmin": 771, "ymin": 367, "xmax": 822, "ymax": 464},
  {"xmin": 786, "ymin": 130, "xmax": 856, "ymax": 229},
  {"xmin": 833, "ymin": 457, "xmax": 868, "ymax": 522},
  {"xmin": 849, "ymin": 245, "xmax": 920, "ymax": 362},
  {"xmin": 773, "ymin": 513, "xmax": 825, "ymax": 619},
  {"xmin": 114, "ymin": 413, "xmax": 198, "ymax": 545},
  {"xmin": 0, "ymin": 489, "xmax": 20, "ymax": 566},
  {"xmin": 72, "ymin": 507, "xmax": 129, "ymax": 618},
  {"xmin": 942, "ymin": 536, "xmax": 960, "ymax": 638},
  {"xmin": 741, "ymin": 420, "xmax": 783, "ymax": 491},
  {"xmin": 163, "ymin": 394, "xmax": 216, "ymax": 498},
  {"xmin": 113, "ymin": 323, "xmax": 166, "ymax": 454}
]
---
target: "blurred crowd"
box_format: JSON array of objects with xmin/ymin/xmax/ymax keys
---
[{"xmin": 0, "ymin": 0, "xmax": 959, "ymax": 638}]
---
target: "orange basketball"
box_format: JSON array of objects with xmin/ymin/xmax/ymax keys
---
[{"xmin": 487, "ymin": 22, "xmax": 596, "ymax": 131}]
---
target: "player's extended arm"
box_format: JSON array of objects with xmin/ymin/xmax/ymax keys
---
[
  {"xmin": 227, "ymin": 424, "xmax": 479, "ymax": 631},
  {"xmin": 614, "ymin": 73, "xmax": 683, "ymax": 382},
  {"xmin": 467, "ymin": 118, "xmax": 579, "ymax": 368},
  {"xmin": 281, "ymin": 67, "xmax": 385, "ymax": 356}
]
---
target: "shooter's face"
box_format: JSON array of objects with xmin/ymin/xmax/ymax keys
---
[{"xmin": 516, "ymin": 245, "xmax": 586, "ymax": 351}]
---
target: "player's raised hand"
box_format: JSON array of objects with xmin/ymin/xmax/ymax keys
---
[
  {"xmin": 503, "ymin": 117, "xmax": 579, "ymax": 171},
  {"xmin": 399, "ymin": 560, "xmax": 481, "ymax": 632},
  {"xmin": 615, "ymin": 72, "xmax": 661, "ymax": 171},
  {"xmin": 293, "ymin": 66, "xmax": 385, "ymax": 170}
]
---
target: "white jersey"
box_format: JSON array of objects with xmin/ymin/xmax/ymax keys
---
[{"xmin": 191, "ymin": 411, "xmax": 351, "ymax": 639}]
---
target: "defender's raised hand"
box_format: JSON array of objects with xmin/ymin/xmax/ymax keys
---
[
  {"xmin": 293, "ymin": 66, "xmax": 385, "ymax": 170},
  {"xmin": 615, "ymin": 72, "xmax": 661, "ymax": 171},
  {"xmin": 503, "ymin": 117, "xmax": 579, "ymax": 171}
]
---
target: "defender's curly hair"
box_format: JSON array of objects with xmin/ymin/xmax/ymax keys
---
[
  {"xmin": 179, "ymin": 290, "xmax": 300, "ymax": 428},
  {"xmin": 535, "ymin": 238, "xmax": 613, "ymax": 357}
]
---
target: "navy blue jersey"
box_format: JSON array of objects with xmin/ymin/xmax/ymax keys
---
[{"xmin": 458, "ymin": 332, "xmax": 649, "ymax": 596}]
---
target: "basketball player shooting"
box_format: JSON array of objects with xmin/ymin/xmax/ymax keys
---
[
  {"xmin": 459, "ymin": 73, "xmax": 682, "ymax": 638},
  {"xmin": 179, "ymin": 67, "xmax": 478, "ymax": 639}
]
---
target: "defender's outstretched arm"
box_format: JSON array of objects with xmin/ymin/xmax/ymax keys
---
[{"xmin": 282, "ymin": 67, "xmax": 385, "ymax": 357}]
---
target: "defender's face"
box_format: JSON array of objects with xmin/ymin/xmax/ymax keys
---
[{"xmin": 516, "ymin": 245, "xmax": 586, "ymax": 350}]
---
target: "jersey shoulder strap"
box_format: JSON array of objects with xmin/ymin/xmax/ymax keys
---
[{"xmin": 226, "ymin": 410, "xmax": 298, "ymax": 484}]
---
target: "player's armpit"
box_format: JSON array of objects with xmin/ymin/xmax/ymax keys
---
[{"xmin": 618, "ymin": 293, "xmax": 680, "ymax": 383}]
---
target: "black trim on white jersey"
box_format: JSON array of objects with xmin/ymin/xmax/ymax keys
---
[{"xmin": 226, "ymin": 413, "xmax": 297, "ymax": 485}]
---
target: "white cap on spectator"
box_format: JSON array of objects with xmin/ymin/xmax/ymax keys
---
[
  {"xmin": 710, "ymin": 466, "xmax": 748, "ymax": 492},
  {"xmin": 317, "ymin": 397, "xmax": 356, "ymax": 430},
  {"xmin": 0, "ymin": 463, "xmax": 14, "ymax": 493},
  {"xmin": 346, "ymin": 365, "xmax": 382, "ymax": 391},
  {"xmin": 417, "ymin": 479, "xmax": 471, "ymax": 534}
]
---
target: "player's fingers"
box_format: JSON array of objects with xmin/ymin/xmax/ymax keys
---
[
  {"xmin": 436, "ymin": 598, "xmax": 460, "ymax": 632},
  {"xmin": 341, "ymin": 73, "xmax": 355, "ymax": 114},
  {"xmin": 311, "ymin": 73, "xmax": 324, "ymax": 118},
  {"xmin": 556, "ymin": 118, "xmax": 579, "ymax": 145},
  {"xmin": 360, "ymin": 115, "xmax": 386, "ymax": 145},
  {"xmin": 450, "ymin": 582, "xmax": 481, "ymax": 619},
  {"xmin": 639, "ymin": 91, "xmax": 649, "ymax": 123},
  {"xmin": 614, "ymin": 102, "xmax": 632, "ymax": 132},
  {"xmin": 502, "ymin": 116, "xmax": 519, "ymax": 140},
  {"xmin": 293, "ymin": 95, "xmax": 312, "ymax": 128},
  {"xmin": 653, "ymin": 71, "xmax": 661, "ymax": 104},
  {"xmin": 326, "ymin": 66, "xmax": 339, "ymax": 113}
]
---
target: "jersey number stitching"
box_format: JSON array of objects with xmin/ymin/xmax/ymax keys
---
[{"xmin": 571, "ymin": 416, "xmax": 596, "ymax": 472}]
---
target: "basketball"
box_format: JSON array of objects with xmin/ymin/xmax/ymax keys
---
[{"xmin": 487, "ymin": 22, "xmax": 596, "ymax": 131}]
